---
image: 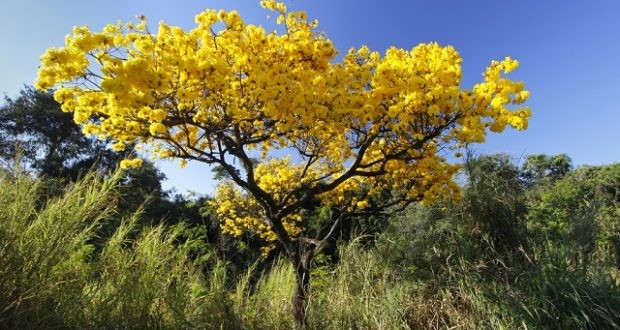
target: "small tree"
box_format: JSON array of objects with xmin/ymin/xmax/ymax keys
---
[{"xmin": 35, "ymin": 1, "xmax": 530, "ymax": 327}]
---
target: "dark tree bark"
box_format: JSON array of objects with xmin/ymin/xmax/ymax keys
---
[{"xmin": 291, "ymin": 252, "xmax": 311, "ymax": 329}]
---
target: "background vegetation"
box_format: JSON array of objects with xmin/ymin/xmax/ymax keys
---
[{"xmin": 1, "ymin": 89, "xmax": 618, "ymax": 329}]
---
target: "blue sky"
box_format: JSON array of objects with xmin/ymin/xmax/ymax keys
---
[{"xmin": 1, "ymin": 1, "xmax": 619, "ymax": 195}]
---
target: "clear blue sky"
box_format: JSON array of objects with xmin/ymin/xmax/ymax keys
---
[{"xmin": 1, "ymin": 1, "xmax": 619, "ymax": 195}]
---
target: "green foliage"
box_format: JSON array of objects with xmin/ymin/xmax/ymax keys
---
[
  {"xmin": 117, "ymin": 161, "xmax": 207, "ymax": 227},
  {"xmin": 528, "ymin": 163, "xmax": 620, "ymax": 280},
  {"xmin": 0, "ymin": 87, "xmax": 119, "ymax": 179}
]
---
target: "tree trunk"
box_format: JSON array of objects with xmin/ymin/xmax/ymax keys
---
[
  {"xmin": 268, "ymin": 215, "xmax": 318, "ymax": 329},
  {"xmin": 290, "ymin": 252, "xmax": 312, "ymax": 329}
]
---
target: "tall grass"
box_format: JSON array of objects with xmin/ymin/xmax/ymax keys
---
[
  {"xmin": 0, "ymin": 169, "xmax": 118, "ymax": 328},
  {"xmin": 0, "ymin": 169, "xmax": 239, "ymax": 329},
  {"xmin": 232, "ymin": 260, "xmax": 296, "ymax": 329},
  {"xmin": 302, "ymin": 203, "xmax": 620, "ymax": 329}
]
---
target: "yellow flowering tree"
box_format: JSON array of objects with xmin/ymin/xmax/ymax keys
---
[{"xmin": 35, "ymin": 1, "xmax": 530, "ymax": 326}]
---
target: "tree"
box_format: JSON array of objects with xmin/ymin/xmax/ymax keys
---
[
  {"xmin": 521, "ymin": 153, "xmax": 572, "ymax": 185},
  {"xmin": 0, "ymin": 87, "xmax": 119, "ymax": 179},
  {"xmin": 35, "ymin": 1, "xmax": 531, "ymax": 327}
]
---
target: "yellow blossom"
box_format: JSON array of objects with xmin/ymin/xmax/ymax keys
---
[
  {"xmin": 120, "ymin": 158, "xmax": 143, "ymax": 168},
  {"xmin": 34, "ymin": 2, "xmax": 530, "ymax": 248}
]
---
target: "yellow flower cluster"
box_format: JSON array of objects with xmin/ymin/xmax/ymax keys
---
[
  {"xmin": 210, "ymin": 178, "xmax": 303, "ymax": 250},
  {"xmin": 211, "ymin": 157, "xmax": 376, "ymax": 246},
  {"xmin": 36, "ymin": 2, "xmax": 530, "ymax": 244},
  {"xmin": 119, "ymin": 158, "xmax": 143, "ymax": 168}
]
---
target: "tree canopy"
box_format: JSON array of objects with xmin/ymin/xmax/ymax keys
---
[
  {"xmin": 35, "ymin": 0, "xmax": 529, "ymax": 238},
  {"xmin": 35, "ymin": 1, "xmax": 530, "ymax": 326}
]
